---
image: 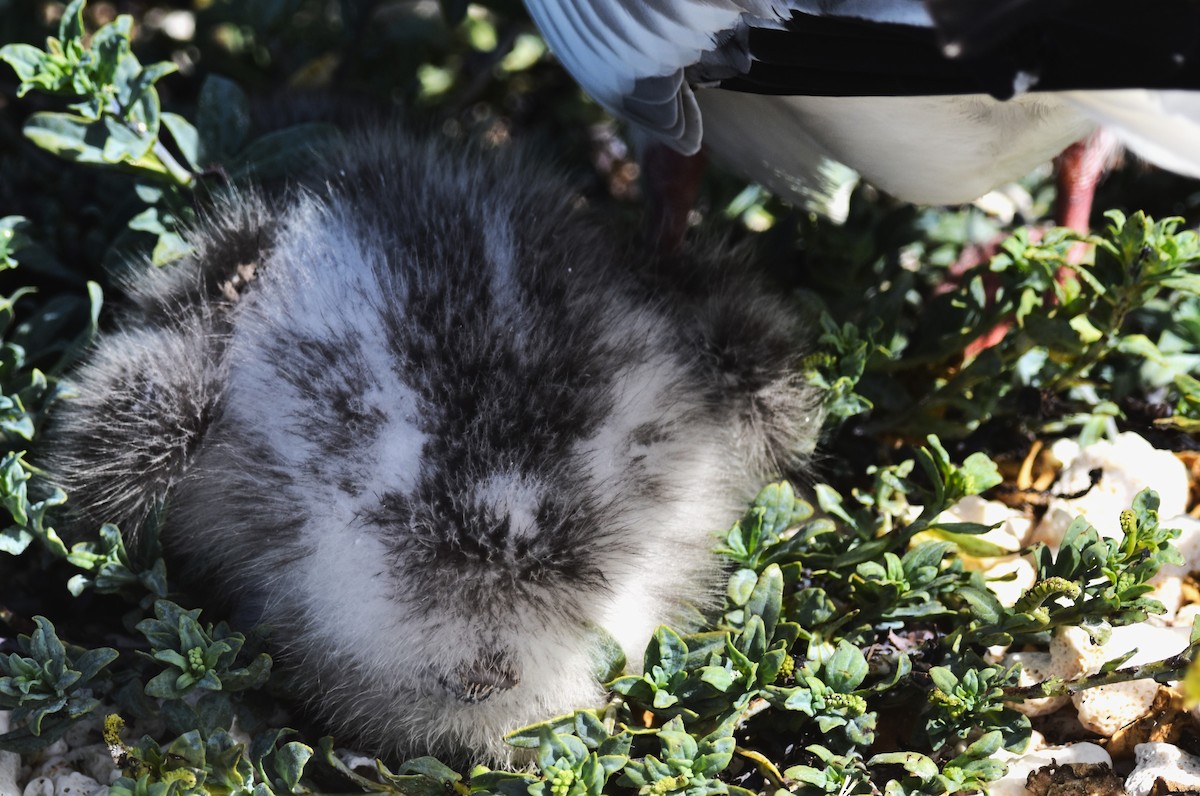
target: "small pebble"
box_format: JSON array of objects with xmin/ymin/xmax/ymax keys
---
[
  {"xmin": 1035, "ymin": 433, "xmax": 1189, "ymax": 544},
  {"xmin": 1125, "ymin": 742, "xmax": 1200, "ymax": 796}
]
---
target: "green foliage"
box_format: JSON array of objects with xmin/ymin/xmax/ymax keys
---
[
  {"xmin": 801, "ymin": 203, "xmax": 1200, "ymax": 442},
  {"xmin": 618, "ymin": 716, "xmax": 739, "ymax": 796},
  {"xmin": 0, "ymin": 0, "xmax": 194, "ymax": 186},
  {"xmin": 0, "ymin": 224, "xmax": 157, "ymax": 596},
  {"xmin": 137, "ymin": 600, "xmax": 271, "ymax": 699},
  {"xmin": 105, "ymin": 717, "xmax": 316, "ymax": 796},
  {"xmin": 437, "ymin": 467, "xmax": 1184, "ymax": 795},
  {"xmin": 0, "ymin": 222, "xmax": 46, "ymax": 445},
  {"xmin": 961, "ymin": 487, "xmax": 1182, "ymax": 649},
  {"xmin": 785, "ymin": 746, "xmax": 872, "ymax": 796},
  {"xmin": 922, "ymin": 662, "xmax": 1026, "ymax": 752},
  {"xmin": 530, "ymin": 725, "xmax": 627, "ymax": 796},
  {"xmin": 470, "ymin": 713, "xmax": 630, "ymax": 796},
  {"xmin": 871, "ymin": 731, "xmax": 1007, "ymax": 795},
  {"xmin": 801, "ymin": 313, "xmax": 883, "ymax": 422},
  {"xmin": 588, "ymin": 463, "xmax": 1180, "ymax": 793},
  {"xmin": 717, "ymin": 481, "xmax": 815, "ymax": 571},
  {"xmin": 0, "ymin": 616, "xmax": 117, "ymax": 750},
  {"xmin": 0, "ymin": 1, "xmax": 339, "ymax": 266},
  {"xmin": 0, "ymin": 216, "xmax": 94, "ymax": 559},
  {"xmin": 610, "ymin": 627, "xmax": 693, "ymax": 713},
  {"xmin": 765, "ymin": 640, "xmax": 878, "ymax": 751},
  {"xmin": 0, "ymin": 449, "xmax": 68, "ymax": 557},
  {"xmin": 65, "ymin": 522, "xmax": 169, "ymax": 599},
  {"xmin": 1, "ymin": 1, "xmax": 1198, "ymax": 795}
]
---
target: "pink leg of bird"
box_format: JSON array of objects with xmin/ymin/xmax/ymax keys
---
[
  {"xmin": 1053, "ymin": 129, "xmax": 1119, "ymax": 235},
  {"xmin": 961, "ymin": 129, "xmax": 1120, "ymax": 359},
  {"xmin": 641, "ymin": 143, "xmax": 708, "ymax": 255}
]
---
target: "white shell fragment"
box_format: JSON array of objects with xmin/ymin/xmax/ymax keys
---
[
  {"xmin": 1072, "ymin": 679, "xmax": 1163, "ymax": 738},
  {"xmin": 1062, "ymin": 624, "xmax": 1191, "ymax": 736},
  {"xmin": 934, "ymin": 495, "xmax": 1036, "ymax": 606},
  {"xmin": 20, "ymin": 771, "xmax": 106, "ymax": 796},
  {"xmin": 961, "ymin": 430, "xmax": 1197, "ymax": 745},
  {"xmin": 937, "ymin": 495, "xmax": 1033, "ymax": 555},
  {"xmin": 1, "ymin": 712, "xmax": 22, "ymax": 796},
  {"xmin": 1002, "ymin": 620, "xmax": 1192, "ymax": 734},
  {"xmin": 1125, "ymin": 742, "xmax": 1200, "ymax": 796},
  {"xmin": 1034, "ymin": 432, "xmax": 1189, "ymax": 545},
  {"xmin": 1051, "ymin": 626, "xmax": 1110, "ymax": 677},
  {"xmin": 1007, "ymin": 651, "xmax": 1069, "ymax": 717},
  {"xmin": 984, "ymin": 556, "xmax": 1038, "ymax": 608},
  {"xmin": 0, "ymin": 713, "xmax": 117, "ymax": 796}
]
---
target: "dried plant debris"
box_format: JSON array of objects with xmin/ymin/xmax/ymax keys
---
[
  {"xmin": 1105, "ymin": 687, "xmax": 1193, "ymax": 760},
  {"xmin": 1023, "ymin": 762, "xmax": 1125, "ymax": 796}
]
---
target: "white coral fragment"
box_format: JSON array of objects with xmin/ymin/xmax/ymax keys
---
[
  {"xmin": 1, "ymin": 712, "xmax": 21, "ymax": 796},
  {"xmin": 934, "ymin": 495, "xmax": 1035, "ymax": 606},
  {"xmin": 1005, "ymin": 622, "xmax": 1191, "ymax": 732},
  {"xmin": 1007, "ymin": 651, "xmax": 1069, "ymax": 717},
  {"xmin": 937, "ymin": 495, "xmax": 1032, "ymax": 555},
  {"xmin": 1063, "ymin": 624, "xmax": 1191, "ymax": 735},
  {"xmin": 21, "ymin": 771, "xmax": 106, "ymax": 796},
  {"xmin": 1034, "ymin": 432, "xmax": 1188, "ymax": 545},
  {"xmin": 1073, "ymin": 679, "xmax": 1162, "ymax": 737},
  {"xmin": 1052, "ymin": 626, "xmax": 1110, "ymax": 677},
  {"xmin": 1125, "ymin": 742, "xmax": 1200, "ymax": 796},
  {"xmin": 984, "ymin": 556, "xmax": 1037, "ymax": 608}
]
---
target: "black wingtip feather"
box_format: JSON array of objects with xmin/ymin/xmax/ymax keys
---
[{"xmin": 716, "ymin": 1, "xmax": 1200, "ymax": 100}]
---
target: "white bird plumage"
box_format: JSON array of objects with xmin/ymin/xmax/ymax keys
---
[{"xmin": 524, "ymin": 0, "xmax": 1200, "ymax": 215}]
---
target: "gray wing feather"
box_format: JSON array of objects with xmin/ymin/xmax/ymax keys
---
[{"xmin": 524, "ymin": 0, "xmax": 792, "ymax": 152}]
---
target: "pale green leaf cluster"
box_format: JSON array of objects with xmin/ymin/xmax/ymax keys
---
[
  {"xmin": 802, "ymin": 208, "xmax": 1200, "ymax": 442},
  {"xmin": 0, "ymin": 0, "xmax": 194, "ymax": 186}
]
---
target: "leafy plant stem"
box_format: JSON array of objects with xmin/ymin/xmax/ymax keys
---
[
  {"xmin": 149, "ymin": 139, "xmax": 194, "ymax": 187},
  {"xmin": 1046, "ymin": 296, "xmax": 1132, "ymax": 395},
  {"xmin": 1003, "ymin": 647, "xmax": 1196, "ymax": 702}
]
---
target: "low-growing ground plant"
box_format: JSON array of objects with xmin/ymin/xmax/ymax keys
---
[{"xmin": 2, "ymin": 2, "xmax": 1199, "ymax": 795}]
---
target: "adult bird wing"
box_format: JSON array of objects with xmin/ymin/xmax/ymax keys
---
[
  {"xmin": 523, "ymin": 0, "xmax": 1200, "ymax": 210},
  {"xmin": 521, "ymin": 1, "xmax": 791, "ymax": 154}
]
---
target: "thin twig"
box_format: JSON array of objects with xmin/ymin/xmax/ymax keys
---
[{"xmin": 1002, "ymin": 649, "xmax": 1194, "ymax": 702}]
